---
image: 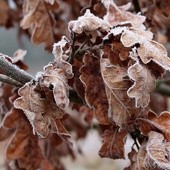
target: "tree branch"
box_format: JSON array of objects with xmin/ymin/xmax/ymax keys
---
[
  {"xmin": 0, "ymin": 54, "xmax": 35, "ymax": 84},
  {"xmin": 0, "ymin": 74, "xmax": 23, "ymax": 87},
  {"xmin": 156, "ymin": 83, "xmax": 170, "ymax": 96}
]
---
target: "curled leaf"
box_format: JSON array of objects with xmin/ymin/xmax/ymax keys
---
[
  {"xmin": 127, "ymin": 61, "xmax": 156, "ymax": 108},
  {"xmin": 145, "ymin": 131, "xmax": 170, "ymax": 170},
  {"xmin": 20, "ymin": 0, "xmax": 55, "ymax": 50},
  {"xmin": 14, "ymin": 82, "xmax": 63, "ymax": 138},
  {"xmin": 52, "ymin": 36, "xmax": 73, "ymax": 78},
  {"xmin": 68, "ymin": 9, "xmax": 110, "ymax": 34},
  {"xmin": 121, "ymin": 27, "xmax": 170, "ymax": 71},
  {"xmin": 121, "ymin": 28, "xmax": 153, "ymax": 47},
  {"xmin": 43, "ymin": 64, "xmax": 70, "ymax": 109},
  {"xmin": 137, "ymin": 41, "xmax": 170, "ymax": 70},
  {"xmin": 102, "ymin": 0, "xmax": 146, "ymax": 28}
]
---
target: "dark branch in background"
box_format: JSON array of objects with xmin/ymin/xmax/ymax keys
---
[
  {"xmin": 132, "ymin": 0, "xmax": 141, "ymax": 13},
  {"xmin": 0, "ymin": 74, "xmax": 23, "ymax": 87},
  {"xmin": 156, "ymin": 81, "xmax": 170, "ymax": 96},
  {"xmin": 0, "ymin": 54, "xmax": 35, "ymax": 85}
]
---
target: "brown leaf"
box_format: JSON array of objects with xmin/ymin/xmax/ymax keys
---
[
  {"xmin": 41, "ymin": 37, "xmax": 73, "ymax": 109},
  {"xmin": 0, "ymin": 127, "xmax": 14, "ymax": 141},
  {"xmin": 121, "ymin": 28, "xmax": 153, "ymax": 47},
  {"xmin": 43, "ymin": 64, "xmax": 70, "ymax": 109},
  {"xmin": 52, "ymin": 36, "xmax": 73, "ymax": 78},
  {"xmin": 121, "ymin": 27, "xmax": 170, "ymax": 71},
  {"xmin": 0, "ymin": 0, "xmax": 9, "ymax": 26},
  {"xmin": 99, "ymin": 127, "xmax": 127, "ymax": 159},
  {"xmin": 127, "ymin": 61, "xmax": 156, "ymax": 108},
  {"xmin": 100, "ymin": 58, "xmax": 139, "ymax": 127},
  {"xmin": 2, "ymin": 108, "xmax": 22, "ymax": 129},
  {"xmin": 80, "ymin": 53, "xmax": 110, "ymax": 125},
  {"xmin": 137, "ymin": 41, "xmax": 170, "ymax": 70},
  {"xmin": 20, "ymin": 0, "xmax": 55, "ymax": 50},
  {"xmin": 102, "ymin": 0, "xmax": 145, "ymax": 28},
  {"xmin": 144, "ymin": 131, "xmax": 170, "ymax": 170},
  {"xmin": 6, "ymin": 123, "xmax": 30, "ymax": 160},
  {"xmin": 68, "ymin": 9, "xmax": 110, "ymax": 34},
  {"xmin": 150, "ymin": 92, "xmax": 168, "ymax": 114},
  {"xmin": 125, "ymin": 144, "xmax": 147, "ymax": 170},
  {"xmin": 14, "ymin": 82, "xmax": 64, "ymax": 138},
  {"xmin": 140, "ymin": 111, "xmax": 170, "ymax": 141}
]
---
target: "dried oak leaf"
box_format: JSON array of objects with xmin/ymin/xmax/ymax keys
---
[
  {"xmin": 99, "ymin": 127, "xmax": 127, "ymax": 159},
  {"xmin": 120, "ymin": 28, "xmax": 153, "ymax": 47},
  {"xmin": 0, "ymin": 0, "xmax": 9, "ymax": 26},
  {"xmin": 14, "ymin": 82, "xmax": 64, "ymax": 138},
  {"xmin": 127, "ymin": 61, "xmax": 156, "ymax": 108},
  {"xmin": 140, "ymin": 111, "xmax": 170, "ymax": 141},
  {"xmin": 1, "ymin": 108, "xmax": 51, "ymax": 170},
  {"xmin": 80, "ymin": 53, "xmax": 110, "ymax": 125},
  {"xmin": 43, "ymin": 64, "xmax": 70, "ymax": 109},
  {"xmin": 144, "ymin": 131, "xmax": 170, "ymax": 170},
  {"xmin": 100, "ymin": 58, "xmax": 140, "ymax": 127},
  {"xmin": 68, "ymin": 9, "xmax": 110, "ymax": 34},
  {"xmin": 52, "ymin": 36, "xmax": 73, "ymax": 78},
  {"xmin": 102, "ymin": 0, "xmax": 146, "ymax": 28},
  {"xmin": 6, "ymin": 121, "xmax": 48, "ymax": 170},
  {"xmin": 20, "ymin": 0, "xmax": 55, "ymax": 50},
  {"xmin": 121, "ymin": 27, "xmax": 170, "ymax": 71},
  {"xmin": 125, "ymin": 145, "xmax": 147, "ymax": 170}
]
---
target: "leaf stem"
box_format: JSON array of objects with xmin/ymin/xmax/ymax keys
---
[{"xmin": 0, "ymin": 54, "xmax": 35, "ymax": 84}]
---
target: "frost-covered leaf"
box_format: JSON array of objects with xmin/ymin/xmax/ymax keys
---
[
  {"xmin": 138, "ymin": 41, "xmax": 170, "ymax": 70},
  {"xmin": 144, "ymin": 131, "xmax": 170, "ymax": 170},
  {"xmin": 121, "ymin": 28, "xmax": 153, "ymax": 47},
  {"xmin": 43, "ymin": 64, "xmax": 70, "ymax": 109},
  {"xmin": 14, "ymin": 82, "xmax": 64, "ymax": 138},
  {"xmin": 127, "ymin": 61, "xmax": 156, "ymax": 108},
  {"xmin": 121, "ymin": 28, "xmax": 170, "ymax": 71},
  {"xmin": 100, "ymin": 58, "xmax": 139, "ymax": 127},
  {"xmin": 52, "ymin": 36, "xmax": 73, "ymax": 78},
  {"xmin": 140, "ymin": 111, "xmax": 170, "ymax": 141},
  {"xmin": 68, "ymin": 9, "xmax": 110, "ymax": 34},
  {"xmin": 20, "ymin": 0, "xmax": 55, "ymax": 50},
  {"xmin": 99, "ymin": 128, "xmax": 127, "ymax": 159},
  {"xmin": 80, "ymin": 53, "xmax": 110, "ymax": 125},
  {"xmin": 102, "ymin": 0, "xmax": 145, "ymax": 28},
  {"xmin": 125, "ymin": 145, "xmax": 147, "ymax": 170}
]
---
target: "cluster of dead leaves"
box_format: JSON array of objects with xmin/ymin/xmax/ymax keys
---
[{"xmin": 1, "ymin": 0, "xmax": 170, "ymax": 170}]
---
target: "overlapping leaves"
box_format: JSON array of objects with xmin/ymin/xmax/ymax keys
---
[{"xmin": 0, "ymin": 1, "xmax": 170, "ymax": 170}]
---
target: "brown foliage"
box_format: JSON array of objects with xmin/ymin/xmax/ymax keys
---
[{"xmin": 1, "ymin": 0, "xmax": 170, "ymax": 170}]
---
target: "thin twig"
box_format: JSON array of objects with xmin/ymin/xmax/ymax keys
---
[
  {"xmin": 0, "ymin": 74, "xmax": 23, "ymax": 87},
  {"xmin": 0, "ymin": 54, "xmax": 35, "ymax": 84},
  {"xmin": 132, "ymin": 0, "xmax": 141, "ymax": 13}
]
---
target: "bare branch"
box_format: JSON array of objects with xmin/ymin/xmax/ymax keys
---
[
  {"xmin": 0, "ymin": 74, "xmax": 23, "ymax": 87},
  {"xmin": 0, "ymin": 54, "xmax": 35, "ymax": 84}
]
